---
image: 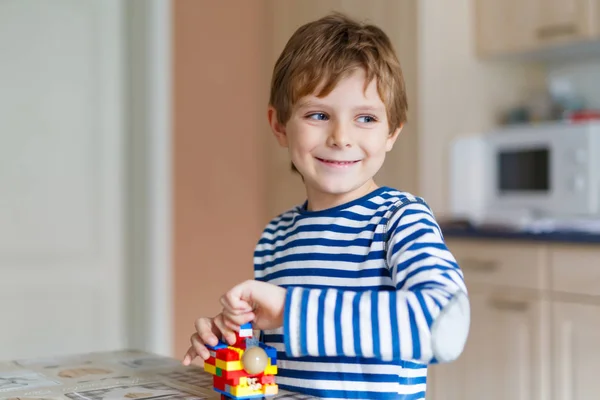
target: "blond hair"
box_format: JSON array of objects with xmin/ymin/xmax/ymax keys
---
[{"xmin": 269, "ymin": 12, "xmax": 408, "ymax": 132}]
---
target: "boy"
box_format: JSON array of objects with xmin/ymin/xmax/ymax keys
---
[{"xmin": 182, "ymin": 12, "xmax": 470, "ymax": 399}]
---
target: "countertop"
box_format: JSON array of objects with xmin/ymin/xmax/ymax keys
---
[{"xmin": 440, "ymin": 223, "xmax": 600, "ymax": 245}]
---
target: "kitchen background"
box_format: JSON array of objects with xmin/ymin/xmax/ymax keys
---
[{"xmin": 1, "ymin": 0, "xmax": 599, "ymax": 399}]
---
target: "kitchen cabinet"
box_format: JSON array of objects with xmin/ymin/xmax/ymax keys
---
[
  {"xmin": 552, "ymin": 302, "xmax": 600, "ymax": 399},
  {"xmin": 597, "ymin": 0, "xmax": 600, "ymax": 33},
  {"xmin": 474, "ymin": 0, "xmax": 599, "ymax": 58},
  {"xmin": 448, "ymin": 240, "xmax": 546, "ymax": 290},
  {"xmin": 427, "ymin": 241, "xmax": 549, "ymax": 400},
  {"xmin": 427, "ymin": 239, "xmax": 600, "ymax": 400},
  {"xmin": 534, "ymin": 0, "xmax": 595, "ymax": 46},
  {"xmin": 428, "ymin": 289, "xmax": 548, "ymax": 400},
  {"xmin": 550, "ymin": 245, "xmax": 600, "ymax": 298},
  {"xmin": 474, "ymin": 0, "xmax": 537, "ymax": 57},
  {"xmin": 550, "ymin": 246, "xmax": 600, "ymax": 400}
]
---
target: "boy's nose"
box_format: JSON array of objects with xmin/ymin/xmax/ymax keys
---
[{"xmin": 327, "ymin": 122, "xmax": 352, "ymax": 148}]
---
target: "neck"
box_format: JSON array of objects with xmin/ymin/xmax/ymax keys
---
[{"xmin": 305, "ymin": 180, "xmax": 379, "ymax": 211}]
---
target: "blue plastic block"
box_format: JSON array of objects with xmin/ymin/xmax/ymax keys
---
[
  {"xmin": 240, "ymin": 322, "xmax": 253, "ymax": 331},
  {"xmin": 206, "ymin": 341, "xmax": 229, "ymax": 351},
  {"xmin": 258, "ymin": 342, "xmax": 277, "ymax": 362},
  {"xmin": 213, "ymin": 388, "xmax": 266, "ymax": 399}
]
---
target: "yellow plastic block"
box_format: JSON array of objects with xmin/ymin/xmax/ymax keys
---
[
  {"xmin": 229, "ymin": 376, "xmax": 270, "ymax": 397},
  {"xmin": 203, "ymin": 363, "xmax": 216, "ymax": 375},
  {"xmin": 227, "ymin": 346, "xmax": 244, "ymax": 357},
  {"xmin": 230, "ymin": 385, "xmax": 260, "ymax": 397},
  {"xmin": 264, "ymin": 384, "xmax": 278, "ymax": 395},
  {"xmin": 215, "ymin": 359, "xmax": 242, "ymax": 371},
  {"xmin": 264, "ymin": 365, "xmax": 277, "ymax": 375}
]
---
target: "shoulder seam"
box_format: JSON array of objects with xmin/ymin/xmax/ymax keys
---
[{"xmin": 382, "ymin": 197, "xmax": 431, "ymax": 264}]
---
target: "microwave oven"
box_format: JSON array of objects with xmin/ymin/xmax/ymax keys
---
[{"xmin": 449, "ymin": 121, "xmax": 600, "ymax": 227}]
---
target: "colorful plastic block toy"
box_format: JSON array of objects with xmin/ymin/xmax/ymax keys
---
[{"xmin": 203, "ymin": 323, "xmax": 278, "ymax": 399}]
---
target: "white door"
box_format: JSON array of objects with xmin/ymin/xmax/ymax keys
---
[
  {"xmin": 553, "ymin": 302, "xmax": 600, "ymax": 400},
  {"xmin": 427, "ymin": 291, "xmax": 547, "ymax": 400},
  {"xmin": 0, "ymin": 0, "xmax": 127, "ymax": 360}
]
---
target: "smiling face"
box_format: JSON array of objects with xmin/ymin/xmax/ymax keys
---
[{"xmin": 269, "ymin": 68, "xmax": 402, "ymax": 210}]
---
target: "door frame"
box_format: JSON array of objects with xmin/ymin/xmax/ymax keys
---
[{"xmin": 126, "ymin": 0, "xmax": 173, "ymax": 356}]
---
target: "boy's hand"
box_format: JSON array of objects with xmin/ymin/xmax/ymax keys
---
[
  {"xmin": 181, "ymin": 280, "xmax": 285, "ymax": 366},
  {"xmin": 182, "ymin": 314, "xmax": 237, "ymax": 365},
  {"xmin": 220, "ymin": 279, "xmax": 286, "ymax": 331}
]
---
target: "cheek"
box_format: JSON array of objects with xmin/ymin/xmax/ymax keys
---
[
  {"xmin": 289, "ymin": 129, "xmax": 320, "ymax": 154},
  {"xmin": 362, "ymin": 136, "xmax": 390, "ymax": 157}
]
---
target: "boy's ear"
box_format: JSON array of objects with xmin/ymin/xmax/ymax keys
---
[
  {"xmin": 386, "ymin": 124, "xmax": 403, "ymax": 152},
  {"xmin": 267, "ymin": 106, "xmax": 288, "ymax": 148}
]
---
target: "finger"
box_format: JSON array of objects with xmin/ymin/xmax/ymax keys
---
[
  {"xmin": 220, "ymin": 291, "xmax": 253, "ymax": 313},
  {"xmin": 194, "ymin": 318, "xmax": 219, "ymax": 347},
  {"xmin": 220, "ymin": 298, "xmax": 252, "ymax": 316},
  {"xmin": 190, "ymin": 333, "xmax": 211, "ymax": 360},
  {"xmin": 222, "ymin": 310, "xmax": 255, "ymax": 328},
  {"xmin": 213, "ymin": 314, "xmax": 237, "ymax": 345},
  {"xmin": 222, "ymin": 315, "xmax": 239, "ymax": 331},
  {"xmin": 182, "ymin": 346, "xmax": 196, "ymax": 365}
]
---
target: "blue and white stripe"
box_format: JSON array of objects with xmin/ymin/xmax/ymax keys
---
[{"xmin": 254, "ymin": 187, "xmax": 469, "ymax": 399}]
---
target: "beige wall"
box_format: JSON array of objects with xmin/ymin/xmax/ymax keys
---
[
  {"xmin": 417, "ymin": 0, "xmax": 545, "ymax": 216},
  {"xmin": 172, "ymin": 0, "xmax": 270, "ymax": 358}
]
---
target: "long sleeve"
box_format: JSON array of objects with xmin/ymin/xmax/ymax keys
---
[{"xmin": 283, "ymin": 199, "xmax": 470, "ymax": 364}]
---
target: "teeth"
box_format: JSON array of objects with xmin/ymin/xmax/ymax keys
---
[
  {"xmin": 323, "ymin": 159, "xmax": 353, "ymax": 164},
  {"xmin": 317, "ymin": 157, "xmax": 358, "ymax": 165}
]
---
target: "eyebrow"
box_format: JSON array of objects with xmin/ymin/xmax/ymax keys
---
[
  {"xmin": 295, "ymin": 100, "xmax": 385, "ymax": 113},
  {"xmin": 295, "ymin": 99, "xmax": 323, "ymax": 109},
  {"xmin": 352, "ymin": 105, "xmax": 385, "ymax": 113}
]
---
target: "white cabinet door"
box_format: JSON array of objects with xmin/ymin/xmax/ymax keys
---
[
  {"xmin": 474, "ymin": 0, "xmax": 538, "ymax": 56},
  {"xmin": 0, "ymin": 0, "xmax": 127, "ymax": 360},
  {"xmin": 553, "ymin": 302, "xmax": 600, "ymax": 400},
  {"xmin": 425, "ymin": 346, "xmax": 466, "ymax": 400},
  {"xmin": 534, "ymin": 0, "xmax": 593, "ymax": 44},
  {"xmin": 427, "ymin": 291, "xmax": 548, "ymax": 400},
  {"xmin": 466, "ymin": 293, "xmax": 547, "ymax": 400}
]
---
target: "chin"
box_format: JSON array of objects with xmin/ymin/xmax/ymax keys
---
[{"xmin": 311, "ymin": 179, "xmax": 368, "ymax": 196}]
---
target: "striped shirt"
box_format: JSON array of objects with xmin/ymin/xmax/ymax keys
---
[{"xmin": 254, "ymin": 187, "xmax": 470, "ymax": 399}]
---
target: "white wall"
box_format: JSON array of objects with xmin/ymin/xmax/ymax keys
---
[{"xmin": 126, "ymin": 0, "xmax": 173, "ymax": 356}]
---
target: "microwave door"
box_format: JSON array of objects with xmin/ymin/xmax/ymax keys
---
[
  {"xmin": 491, "ymin": 145, "xmax": 553, "ymax": 220},
  {"xmin": 498, "ymin": 148, "xmax": 550, "ymax": 194}
]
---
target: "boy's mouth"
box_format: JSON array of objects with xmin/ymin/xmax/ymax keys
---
[{"xmin": 316, "ymin": 157, "xmax": 360, "ymax": 166}]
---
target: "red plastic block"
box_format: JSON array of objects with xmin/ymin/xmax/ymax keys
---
[
  {"xmin": 205, "ymin": 356, "xmax": 216, "ymax": 365},
  {"xmin": 215, "ymin": 374, "xmax": 240, "ymax": 387},
  {"xmin": 220, "ymin": 368, "xmax": 247, "ymax": 381},
  {"xmin": 217, "ymin": 347, "xmax": 240, "ymax": 361},
  {"xmin": 213, "ymin": 376, "xmax": 226, "ymax": 391},
  {"xmin": 260, "ymin": 375, "xmax": 275, "ymax": 384}
]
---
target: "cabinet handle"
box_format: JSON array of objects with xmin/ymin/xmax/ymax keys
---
[
  {"xmin": 536, "ymin": 24, "xmax": 577, "ymax": 39},
  {"xmin": 489, "ymin": 298, "xmax": 529, "ymax": 312},
  {"xmin": 458, "ymin": 259, "xmax": 497, "ymax": 273}
]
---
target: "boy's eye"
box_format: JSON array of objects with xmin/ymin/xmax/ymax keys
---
[
  {"xmin": 357, "ymin": 115, "xmax": 377, "ymax": 123},
  {"xmin": 307, "ymin": 113, "xmax": 328, "ymax": 121}
]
